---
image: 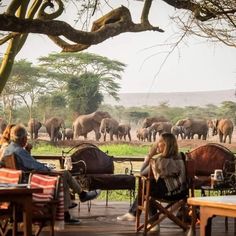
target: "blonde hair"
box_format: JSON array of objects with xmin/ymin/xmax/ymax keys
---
[
  {"xmin": 0, "ymin": 124, "xmax": 16, "ymax": 145},
  {"xmin": 160, "ymin": 133, "xmax": 178, "ymax": 158},
  {"xmin": 10, "ymin": 125, "xmax": 28, "ymax": 143}
]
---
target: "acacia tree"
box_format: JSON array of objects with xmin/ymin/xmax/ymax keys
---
[
  {"xmin": 1, "ymin": 59, "xmax": 48, "ymax": 121},
  {"xmin": 0, "ymin": 0, "xmax": 235, "ymax": 93},
  {"xmin": 67, "ymin": 73, "xmax": 104, "ymax": 114},
  {"xmin": 38, "ymin": 52, "xmax": 123, "ymax": 101}
]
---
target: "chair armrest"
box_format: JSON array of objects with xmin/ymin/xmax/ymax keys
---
[
  {"xmin": 114, "ymin": 158, "xmax": 134, "ymax": 175},
  {"xmin": 31, "ymin": 170, "xmax": 63, "ymax": 176}
]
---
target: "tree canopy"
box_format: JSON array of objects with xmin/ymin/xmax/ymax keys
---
[{"xmin": 0, "ymin": 0, "xmax": 235, "ymax": 93}]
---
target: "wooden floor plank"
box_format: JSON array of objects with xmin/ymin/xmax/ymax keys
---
[{"xmin": 39, "ymin": 200, "xmax": 235, "ymax": 236}]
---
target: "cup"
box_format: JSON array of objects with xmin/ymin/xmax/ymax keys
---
[
  {"xmin": 64, "ymin": 156, "xmax": 72, "ymax": 170},
  {"xmin": 214, "ymin": 169, "xmax": 224, "ymax": 181}
]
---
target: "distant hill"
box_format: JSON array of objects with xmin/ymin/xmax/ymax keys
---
[{"xmin": 103, "ymin": 89, "xmax": 235, "ymax": 107}]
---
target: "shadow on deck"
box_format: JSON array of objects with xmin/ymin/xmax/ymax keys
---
[{"xmin": 40, "ymin": 200, "xmax": 235, "ymax": 236}]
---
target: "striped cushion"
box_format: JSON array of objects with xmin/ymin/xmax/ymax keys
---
[
  {"xmin": 30, "ymin": 174, "xmax": 58, "ymax": 202},
  {"xmin": 0, "ymin": 168, "xmax": 22, "ymax": 184},
  {"xmin": 29, "ymin": 174, "xmax": 65, "ymax": 221},
  {"xmin": 55, "ymin": 180, "xmax": 64, "ymax": 221},
  {"xmin": 0, "ymin": 168, "xmax": 22, "ymax": 209}
]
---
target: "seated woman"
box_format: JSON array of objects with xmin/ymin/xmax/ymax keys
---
[
  {"xmin": 117, "ymin": 132, "xmax": 186, "ymax": 231},
  {"xmin": 0, "ymin": 124, "xmax": 16, "ymax": 161}
]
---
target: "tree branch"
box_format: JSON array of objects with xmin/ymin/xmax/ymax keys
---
[
  {"xmin": 0, "ymin": 6, "xmax": 164, "ymax": 52},
  {"xmin": 0, "ymin": 32, "xmax": 18, "ymax": 45}
]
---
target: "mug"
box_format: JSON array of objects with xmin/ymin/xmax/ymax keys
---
[
  {"xmin": 64, "ymin": 156, "xmax": 72, "ymax": 171},
  {"xmin": 213, "ymin": 169, "xmax": 224, "ymax": 181}
]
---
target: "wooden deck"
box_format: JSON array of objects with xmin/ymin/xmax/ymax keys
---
[{"xmin": 38, "ymin": 199, "xmax": 236, "ymax": 236}]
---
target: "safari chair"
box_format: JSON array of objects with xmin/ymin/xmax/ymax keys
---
[
  {"xmin": 1, "ymin": 154, "xmax": 63, "ymax": 236},
  {"xmin": 136, "ymin": 153, "xmax": 195, "ymax": 235},
  {"xmin": 64, "ymin": 143, "xmax": 136, "ymax": 211},
  {"xmin": 27, "ymin": 172, "xmax": 61, "ymax": 236},
  {"xmin": 0, "ymin": 168, "xmax": 22, "ymax": 236},
  {"xmin": 1, "ymin": 154, "xmax": 18, "ymax": 169}
]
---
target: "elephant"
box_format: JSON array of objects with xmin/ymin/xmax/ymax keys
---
[
  {"xmin": 147, "ymin": 121, "xmax": 172, "ymax": 142},
  {"xmin": 57, "ymin": 131, "xmax": 63, "ymax": 141},
  {"xmin": 100, "ymin": 117, "xmax": 119, "ymax": 141},
  {"xmin": 27, "ymin": 118, "xmax": 42, "ymax": 140},
  {"xmin": 175, "ymin": 118, "xmax": 208, "ymax": 140},
  {"xmin": 44, "ymin": 117, "xmax": 66, "ymax": 142},
  {"xmin": 65, "ymin": 128, "xmax": 73, "ymax": 140},
  {"xmin": 73, "ymin": 111, "xmax": 111, "ymax": 141},
  {"xmin": 136, "ymin": 128, "xmax": 149, "ymax": 142},
  {"xmin": 171, "ymin": 125, "xmax": 184, "ymax": 140},
  {"xmin": 210, "ymin": 118, "xmax": 234, "ymax": 144},
  {"xmin": 142, "ymin": 116, "xmax": 169, "ymax": 128},
  {"xmin": 0, "ymin": 118, "xmax": 7, "ymax": 134},
  {"xmin": 118, "ymin": 124, "xmax": 131, "ymax": 141}
]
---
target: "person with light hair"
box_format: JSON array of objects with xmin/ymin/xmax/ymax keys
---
[
  {"xmin": 2, "ymin": 124, "xmax": 100, "ymax": 224},
  {"xmin": 117, "ymin": 133, "xmax": 186, "ymax": 232},
  {"xmin": 0, "ymin": 123, "xmax": 16, "ymax": 161}
]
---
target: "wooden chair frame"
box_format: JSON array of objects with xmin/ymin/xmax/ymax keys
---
[
  {"xmin": 0, "ymin": 168, "xmax": 22, "ymax": 236},
  {"xmin": 1, "ymin": 154, "xmax": 62, "ymax": 236},
  {"xmin": 136, "ymin": 154, "xmax": 195, "ymax": 235},
  {"xmin": 28, "ymin": 172, "xmax": 61, "ymax": 236}
]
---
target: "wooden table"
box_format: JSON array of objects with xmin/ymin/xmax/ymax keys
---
[
  {"xmin": 0, "ymin": 186, "xmax": 43, "ymax": 236},
  {"xmin": 187, "ymin": 195, "xmax": 236, "ymax": 236}
]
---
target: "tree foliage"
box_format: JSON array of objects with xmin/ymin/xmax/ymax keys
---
[
  {"xmin": 0, "ymin": 59, "xmax": 48, "ymax": 121},
  {"xmin": 0, "ymin": 0, "xmax": 235, "ymax": 93},
  {"xmin": 67, "ymin": 73, "xmax": 103, "ymax": 114},
  {"xmin": 38, "ymin": 52, "xmax": 123, "ymax": 100}
]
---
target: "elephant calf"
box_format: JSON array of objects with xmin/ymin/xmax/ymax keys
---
[
  {"xmin": 136, "ymin": 128, "xmax": 149, "ymax": 142},
  {"xmin": 118, "ymin": 124, "xmax": 131, "ymax": 141},
  {"xmin": 65, "ymin": 128, "xmax": 73, "ymax": 140},
  {"xmin": 100, "ymin": 118, "xmax": 119, "ymax": 141}
]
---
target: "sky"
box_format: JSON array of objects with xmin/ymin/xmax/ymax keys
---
[{"xmin": 1, "ymin": 0, "xmax": 236, "ymax": 93}]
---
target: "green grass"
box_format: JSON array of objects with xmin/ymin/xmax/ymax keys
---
[
  {"xmin": 32, "ymin": 142, "xmax": 190, "ymax": 156},
  {"xmin": 31, "ymin": 142, "xmax": 150, "ymax": 156},
  {"xmin": 99, "ymin": 144, "xmax": 149, "ymax": 156}
]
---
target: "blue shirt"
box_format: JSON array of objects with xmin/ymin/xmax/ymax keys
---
[{"xmin": 3, "ymin": 142, "xmax": 50, "ymax": 172}]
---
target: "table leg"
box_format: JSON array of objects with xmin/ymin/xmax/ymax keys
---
[
  {"xmin": 12, "ymin": 204, "xmax": 17, "ymax": 236},
  {"xmin": 200, "ymin": 208, "xmax": 214, "ymax": 236},
  {"xmin": 187, "ymin": 205, "xmax": 196, "ymax": 236},
  {"xmin": 22, "ymin": 195, "xmax": 33, "ymax": 236}
]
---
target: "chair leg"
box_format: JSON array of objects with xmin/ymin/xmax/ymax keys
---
[
  {"xmin": 0, "ymin": 219, "xmax": 10, "ymax": 236},
  {"xmin": 156, "ymin": 200, "xmax": 189, "ymax": 230}
]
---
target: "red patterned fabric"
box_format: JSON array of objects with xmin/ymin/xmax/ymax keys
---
[
  {"xmin": 0, "ymin": 168, "xmax": 22, "ymax": 184},
  {"xmin": 29, "ymin": 173, "xmax": 64, "ymax": 221},
  {"xmin": 0, "ymin": 168, "xmax": 22, "ymax": 209},
  {"xmin": 30, "ymin": 174, "xmax": 58, "ymax": 202},
  {"xmin": 55, "ymin": 179, "xmax": 64, "ymax": 221}
]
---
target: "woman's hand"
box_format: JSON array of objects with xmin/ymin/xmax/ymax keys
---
[
  {"xmin": 143, "ymin": 143, "xmax": 158, "ymax": 163},
  {"xmin": 148, "ymin": 143, "xmax": 158, "ymax": 158}
]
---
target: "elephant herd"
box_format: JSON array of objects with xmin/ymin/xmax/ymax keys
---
[
  {"xmin": 0, "ymin": 113, "xmax": 234, "ymax": 144},
  {"xmin": 72, "ymin": 111, "xmax": 131, "ymax": 142},
  {"xmin": 136, "ymin": 116, "xmax": 234, "ymax": 144},
  {"xmin": 27, "ymin": 111, "xmax": 132, "ymax": 142}
]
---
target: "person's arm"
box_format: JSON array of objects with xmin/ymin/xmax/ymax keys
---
[
  {"xmin": 16, "ymin": 148, "xmax": 50, "ymax": 171},
  {"xmin": 140, "ymin": 143, "xmax": 158, "ymax": 173}
]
